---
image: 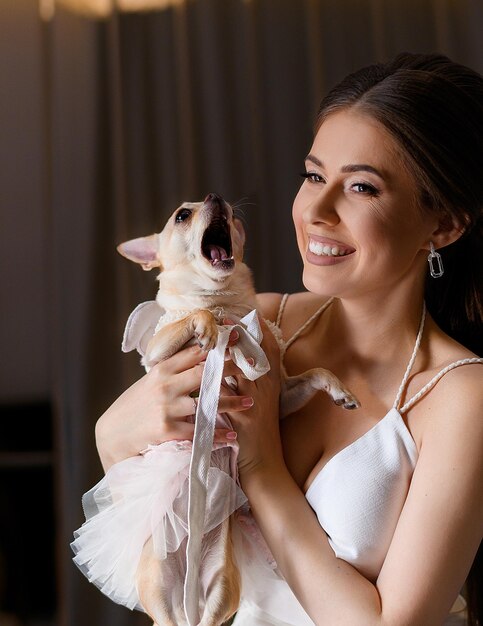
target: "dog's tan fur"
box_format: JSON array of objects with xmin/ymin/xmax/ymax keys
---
[{"xmin": 118, "ymin": 194, "xmax": 358, "ymax": 626}]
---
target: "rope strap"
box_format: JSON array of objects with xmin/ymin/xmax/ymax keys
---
[
  {"xmin": 393, "ymin": 303, "xmax": 427, "ymax": 410},
  {"xmin": 276, "ymin": 293, "xmax": 289, "ymax": 328},
  {"xmin": 400, "ymin": 358, "xmax": 483, "ymax": 414}
]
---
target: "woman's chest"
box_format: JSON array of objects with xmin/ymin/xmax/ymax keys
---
[
  {"xmin": 279, "ymin": 341, "xmax": 424, "ymax": 492},
  {"xmin": 280, "ymin": 392, "xmax": 388, "ymax": 491}
]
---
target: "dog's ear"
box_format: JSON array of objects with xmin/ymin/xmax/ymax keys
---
[
  {"xmin": 117, "ymin": 235, "xmax": 162, "ymax": 271},
  {"xmin": 233, "ymin": 218, "xmax": 246, "ymax": 248}
]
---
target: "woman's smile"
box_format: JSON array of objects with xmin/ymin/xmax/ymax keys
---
[{"xmin": 307, "ymin": 235, "xmax": 355, "ymax": 264}]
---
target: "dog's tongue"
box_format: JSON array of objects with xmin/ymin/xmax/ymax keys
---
[{"xmin": 208, "ymin": 245, "xmax": 228, "ymax": 262}]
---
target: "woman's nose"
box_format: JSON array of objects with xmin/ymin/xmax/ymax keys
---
[{"xmin": 303, "ymin": 189, "xmax": 340, "ymax": 226}]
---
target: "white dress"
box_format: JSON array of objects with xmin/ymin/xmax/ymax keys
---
[{"xmin": 233, "ymin": 295, "xmax": 482, "ymax": 626}]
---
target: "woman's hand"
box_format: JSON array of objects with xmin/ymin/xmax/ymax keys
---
[
  {"xmin": 96, "ymin": 336, "xmax": 252, "ymax": 472},
  {"xmin": 222, "ymin": 316, "xmax": 286, "ymax": 482}
]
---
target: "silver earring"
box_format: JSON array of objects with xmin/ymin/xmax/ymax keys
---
[{"xmin": 428, "ymin": 242, "xmax": 444, "ymax": 278}]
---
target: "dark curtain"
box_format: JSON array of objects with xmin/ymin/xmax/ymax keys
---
[{"xmin": 43, "ymin": 1, "xmax": 483, "ymax": 623}]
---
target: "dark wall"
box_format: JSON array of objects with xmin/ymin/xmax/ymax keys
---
[{"xmin": 0, "ymin": 0, "xmax": 50, "ymax": 402}]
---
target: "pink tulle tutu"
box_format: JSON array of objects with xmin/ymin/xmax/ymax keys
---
[{"xmin": 71, "ymin": 435, "xmax": 247, "ymax": 611}]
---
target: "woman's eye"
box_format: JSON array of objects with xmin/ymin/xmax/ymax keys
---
[
  {"xmin": 351, "ymin": 182, "xmax": 379, "ymax": 195},
  {"xmin": 175, "ymin": 209, "xmax": 192, "ymax": 222},
  {"xmin": 300, "ymin": 172, "xmax": 325, "ymax": 184}
]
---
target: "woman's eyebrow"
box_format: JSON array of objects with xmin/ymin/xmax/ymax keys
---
[
  {"xmin": 340, "ymin": 164, "xmax": 386, "ymax": 180},
  {"xmin": 305, "ymin": 155, "xmax": 386, "ymax": 181},
  {"xmin": 305, "ymin": 154, "xmax": 323, "ymax": 167}
]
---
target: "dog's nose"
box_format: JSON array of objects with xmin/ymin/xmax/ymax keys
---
[{"xmin": 204, "ymin": 192, "xmax": 223, "ymax": 206}]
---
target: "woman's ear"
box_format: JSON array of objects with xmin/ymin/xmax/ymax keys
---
[{"xmin": 427, "ymin": 213, "xmax": 469, "ymax": 250}]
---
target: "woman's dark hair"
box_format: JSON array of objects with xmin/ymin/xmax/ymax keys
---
[
  {"xmin": 316, "ymin": 52, "xmax": 483, "ymax": 357},
  {"xmin": 316, "ymin": 52, "xmax": 483, "ymax": 624}
]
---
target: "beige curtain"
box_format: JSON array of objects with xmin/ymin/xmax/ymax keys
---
[{"xmin": 45, "ymin": 1, "xmax": 483, "ymax": 623}]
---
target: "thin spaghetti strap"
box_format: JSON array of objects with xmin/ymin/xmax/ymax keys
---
[
  {"xmin": 399, "ymin": 358, "xmax": 483, "ymax": 414},
  {"xmin": 276, "ymin": 293, "xmax": 289, "ymax": 328},
  {"xmin": 393, "ymin": 303, "xmax": 426, "ymax": 410},
  {"xmin": 285, "ymin": 297, "xmax": 335, "ymax": 350}
]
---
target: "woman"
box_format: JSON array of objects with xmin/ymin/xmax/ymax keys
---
[{"xmin": 96, "ymin": 53, "xmax": 483, "ymax": 625}]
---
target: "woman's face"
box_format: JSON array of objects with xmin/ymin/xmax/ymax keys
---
[{"xmin": 292, "ymin": 109, "xmax": 438, "ymax": 300}]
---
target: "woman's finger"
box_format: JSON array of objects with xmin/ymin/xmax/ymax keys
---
[
  {"xmin": 214, "ymin": 428, "xmax": 238, "ymax": 443},
  {"xmin": 151, "ymin": 344, "xmax": 207, "ymax": 376},
  {"xmin": 222, "ymin": 359, "xmax": 254, "ymax": 378},
  {"xmin": 218, "ymin": 394, "xmax": 254, "ymax": 413},
  {"xmin": 148, "ymin": 357, "xmax": 205, "ymax": 404},
  {"xmin": 169, "ymin": 388, "xmax": 253, "ymax": 423}
]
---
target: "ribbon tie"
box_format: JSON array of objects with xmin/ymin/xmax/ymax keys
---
[{"xmin": 184, "ymin": 310, "xmax": 269, "ymax": 625}]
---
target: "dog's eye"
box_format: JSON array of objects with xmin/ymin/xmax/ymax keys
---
[{"xmin": 175, "ymin": 208, "xmax": 192, "ymax": 223}]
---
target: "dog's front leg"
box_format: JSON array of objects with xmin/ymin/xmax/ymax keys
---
[
  {"xmin": 144, "ymin": 311, "xmax": 219, "ymax": 368},
  {"xmin": 281, "ymin": 368, "xmax": 360, "ymax": 417}
]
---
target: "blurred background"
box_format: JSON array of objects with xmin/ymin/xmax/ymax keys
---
[{"xmin": 0, "ymin": 0, "xmax": 482, "ymax": 624}]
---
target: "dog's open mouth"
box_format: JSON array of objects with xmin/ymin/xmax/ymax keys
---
[{"xmin": 201, "ymin": 218, "xmax": 234, "ymax": 270}]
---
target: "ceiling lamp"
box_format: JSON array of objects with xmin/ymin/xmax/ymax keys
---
[{"xmin": 40, "ymin": 0, "xmax": 185, "ymax": 20}]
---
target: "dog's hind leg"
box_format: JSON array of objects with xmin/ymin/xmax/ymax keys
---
[
  {"xmin": 281, "ymin": 368, "xmax": 360, "ymax": 417},
  {"xmin": 136, "ymin": 538, "xmax": 186, "ymax": 626},
  {"xmin": 198, "ymin": 518, "xmax": 241, "ymax": 626}
]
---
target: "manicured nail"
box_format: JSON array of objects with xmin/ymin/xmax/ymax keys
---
[
  {"xmin": 242, "ymin": 397, "xmax": 254, "ymax": 407},
  {"xmin": 229, "ymin": 330, "xmax": 239, "ymax": 342},
  {"xmin": 247, "ymin": 357, "xmax": 254, "ymax": 365},
  {"xmin": 226, "ymin": 431, "xmax": 237, "ymax": 440}
]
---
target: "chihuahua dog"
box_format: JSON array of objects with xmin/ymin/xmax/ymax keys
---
[{"xmin": 118, "ymin": 193, "xmax": 358, "ymax": 626}]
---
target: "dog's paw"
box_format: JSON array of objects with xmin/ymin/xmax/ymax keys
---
[
  {"xmin": 311, "ymin": 369, "xmax": 360, "ymax": 410},
  {"xmin": 326, "ymin": 381, "xmax": 361, "ymax": 410},
  {"xmin": 196, "ymin": 330, "xmax": 218, "ymax": 351},
  {"xmin": 193, "ymin": 312, "xmax": 218, "ymax": 352},
  {"xmin": 334, "ymin": 391, "xmax": 361, "ymax": 410}
]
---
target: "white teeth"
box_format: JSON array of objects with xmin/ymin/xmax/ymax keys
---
[
  {"xmin": 309, "ymin": 240, "xmax": 350, "ymax": 257},
  {"xmin": 211, "ymin": 256, "xmax": 235, "ymax": 266}
]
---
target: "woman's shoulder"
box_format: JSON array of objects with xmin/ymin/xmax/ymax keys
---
[
  {"xmin": 425, "ymin": 356, "xmax": 483, "ymax": 407},
  {"xmin": 408, "ymin": 327, "xmax": 483, "ymax": 450},
  {"xmin": 409, "ymin": 318, "xmax": 482, "ymax": 403},
  {"xmin": 413, "ymin": 359, "xmax": 483, "ymax": 485}
]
